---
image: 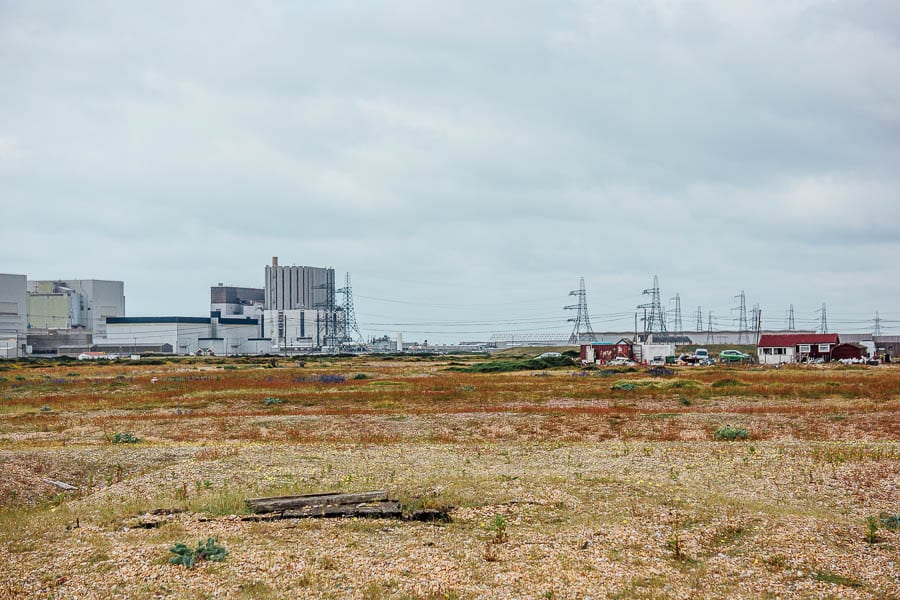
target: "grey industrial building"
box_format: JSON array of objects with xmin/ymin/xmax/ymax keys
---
[
  {"xmin": 210, "ymin": 284, "xmax": 264, "ymax": 318},
  {"xmin": 0, "ymin": 274, "xmax": 27, "ymax": 358},
  {"xmin": 264, "ymin": 257, "xmax": 335, "ymax": 311}
]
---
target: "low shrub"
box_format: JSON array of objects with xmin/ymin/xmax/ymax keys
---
[
  {"xmin": 169, "ymin": 537, "xmax": 228, "ymax": 568},
  {"xmin": 711, "ymin": 378, "xmax": 747, "ymax": 388},
  {"xmin": 714, "ymin": 426, "xmax": 749, "ymax": 441},
  {"xmin": 611, "ymin": 382, "xmax": 636, "ymax": 391},
  {"xmin": 112, "ymin": 432, "xmax": 141, "ymax": 444},
  {"xmin": 879, "ymin": 513, "xmax": 900, "ymax": 531},
  {"xmin": 263, "ymin": 397, "xmax": 284, "ymax": 406}
]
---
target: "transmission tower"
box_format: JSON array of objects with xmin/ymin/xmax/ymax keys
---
[
  {"xmin": 817, "ymin": 303, "xmax": 828, "ymax": 333},
  {"xmin": 671, "ymin": 293, "xmax": 683, "ymax": 339},
  {"xmin": 336, "ymin": 272, "xmax": 363, "ymax": 344},
  {"xmin": 637, "ymin": 275, "xmax": 667, "ymax": 337},
  {"xmin": 874, "ymin": 311, "xmax": 882, "ymax": 336},
  {"xmin": 706, "ymin": 312, "xmax": 714, "ymax": 345},
  {"xmin": 750, "ymin": 303, "xmax": 761, "ymax": 335},
  {"xmin": 733, "ymin": 291, "xmax": 748, "ymax": 343},
  {"xmin": 787, "ymin": 304, "xmax": 795, "ymax": 331},
  {"xmin": 313, "ymin": 269, "xmax": 338, "ymax": 348},
  {"xmin": 565, "ymin": 276, "xmax": 596, "ymax": 343},
  {"xmin": 695, "ymin": 306, "xmax": 703, "ymax": 333}
]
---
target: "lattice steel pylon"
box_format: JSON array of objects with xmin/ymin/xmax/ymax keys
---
[
  {"xmin": 566, "ymin": 276, "xmax": 596, "ymax": 344},
  {"xmin": 637, "ymin": 275, "xmax": 667, "ymax": 337},
  {"xmin": 671, "ymin": 293, "xmax": 683, "ymax": 339},
  {"xmin": 706, "ymin": 312, "xmax": 714, "ymax": 345},
  {"xmin": 695, "ymin": 306, "xmax": 703, "ymax": 333},
  {"xmin": 787, "ymin": 304, "xmax": 795, "ymax": 331},
  {"xmin": 874, "ymin": 311, "xmax": 882, "ymax": 336},
  {"xmin": 733, "ymin": 291, "xmax": 748, "ymax": 343},
  {"xmin": 336, "ymin": 272, "xmax": 363, "ymax": 344},
  {"xmin": 818, "ymin": 303, "xmax": 828, "ymax": 334}
]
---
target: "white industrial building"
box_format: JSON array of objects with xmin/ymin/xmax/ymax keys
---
[
  {"xmin": 99, "ymin": 315, "xmax": 269, "ymax": 356},
  {"xmin": 27, "ymin": 279, "xmax": 125, "ymax": 337},
  {"xmin": 0, "ymin": 274, "xmax": 28, "ymax": 358}
]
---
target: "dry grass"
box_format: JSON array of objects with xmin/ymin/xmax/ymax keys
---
[{"xmin": 0, "ymin": 357, "xmax": 898, "ymax": 598}]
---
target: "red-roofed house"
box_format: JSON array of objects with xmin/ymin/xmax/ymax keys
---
[{"xmin": 757, "ymin": 333, "xmax": 840, "ymax": 365}]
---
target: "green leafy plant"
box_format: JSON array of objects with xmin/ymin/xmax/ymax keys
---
[
  {"xmin": 865, "ymin": 516, "xmax": 879, "ymax": 543},
  {"xmin": 169, "ymin": 537, "xmax": 228, "ymax": 568},
  {"xmin": 112, "ymin": 432, "xmax": 141, "ymax": 444},
  {"xmin": 487, "ymin": 514, "xmax": 508, "ymax": 544},
  {"xmin": 714, "ymin": 426, "xmax": 749, "ymax": 441},
  {"xmin": 263, "ymin": 397, "xmax": 284, "ymax": 406}
]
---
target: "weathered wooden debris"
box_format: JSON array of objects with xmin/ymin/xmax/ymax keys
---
[
  {"xmin": 245, "ymin": 490, "xmax": 389, "ymax": 513},
  {"xmin": 243, "ymin": 491, "xmax": 451, "ymax": 522}
]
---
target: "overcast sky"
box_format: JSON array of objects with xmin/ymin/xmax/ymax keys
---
[{"xmin": 1, "ymin": 1, "xmax": 898, "ymax": 342}]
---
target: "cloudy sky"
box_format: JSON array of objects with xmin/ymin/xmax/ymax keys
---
[{"xmin": 2, "ymin": 1, "xmax": 898, "ymax": 341}]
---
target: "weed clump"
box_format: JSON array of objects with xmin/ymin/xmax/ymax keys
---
[
  {"xmin": 714, "ymin": 426, "xmax": 749, "ymax": 441},
  {"xmin": 263, "ymin": 397, "xmax": 284, "ymax": 406},
  {"xmin": 611, "ymin": 382, "xmax": 636, "ymax": 391},
  {"xmin": 880, "ymin": 513, "xmax": 900, "ymax": 531},
  {"xmin": 112, "ymin": 432, "xmax": 141, "ymax": 444},
  {"xmin": 169, "ymin": 537, "xmax": 228, "ymax": 568},
  {"xmin": 711, "ymin": 378, "xmax": 747, "ymax": 388},
  {"xmin": 449, "ymin": 356, "xmax": 574, "ymax": 373}
]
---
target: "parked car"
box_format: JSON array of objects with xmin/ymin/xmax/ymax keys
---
[{"xmin": 719, "ymin": 349, "xmax": 751, "ymax": 363}]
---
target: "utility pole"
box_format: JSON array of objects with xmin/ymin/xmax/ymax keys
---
[
  {"xmin": 754, "ymin": 307, "xmax": 762, "ymax": 344},
  {"xmin": 565, "ymin": 276, "xmax": 596, "ymax": 344},
  {"xmin": 733, "ymin": 291, "xmax": 748, "ymax": 343},
  {"xmin": 817, "ymin": 303, "xmax": 828, "ymax": 334}
]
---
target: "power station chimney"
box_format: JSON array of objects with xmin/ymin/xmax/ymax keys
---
[{"xmin": 272, "ymin": 256, "xmax": 278, "ymax": 267}]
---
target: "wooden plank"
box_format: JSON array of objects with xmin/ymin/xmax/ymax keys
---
[
  {"xmin": 42, "ymin": 478, "xmax": 77, "ymax": 491},
  {"xmin": 283, "ymin": 501, "xmax": 402, "ymax": 519},
  {"xmin": 245, "ymin": 490, "xmax": 388, "ymax": 513}
]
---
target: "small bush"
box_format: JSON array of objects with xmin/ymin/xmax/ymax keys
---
[
  {"xmin": 352, "ymin": 373, "xmax": 369, "ymax": 380},
  {"xmin": 112, "ymin": 432, "xmax": 141, "ymax": 444},
  {"xmin": 865, "ymin": 516, "xmax": 879, "ymax": 544},
  {"xmin": 263, "ymin": 397, "xmax": 284, "ymax": 406},
  {"xmin": 457, "ymin": 385, "xmax": 475, "ymax": 392},
  {"xmin": 611, "ymin": 382, "xmax": 636, "ymax": 391},
  {"xmin": 169, "ymin": 537, "xmax": 228, "ymax": 568},
  {"xmin": 714, "ymin": 426, "xmax": 749, "ymax": 441},
  {"xmin": 679, "ymin": 396, "xmax": 692, "ymax": 406},
  {"xmin": 487, "ymin": 515, "xmax": 508, "ymax": 544},
  {"xmin": 711, "ymin": 378, "xmax": 747, "ymax": 388},
  {"xmin": 39, "ymin": 406, "xmax": 52, "ymax": 413}
]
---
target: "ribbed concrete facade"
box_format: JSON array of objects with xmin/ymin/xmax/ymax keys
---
[{"xmin": 264, "ymin": 257, "xmax": 334, "ymax": 311}]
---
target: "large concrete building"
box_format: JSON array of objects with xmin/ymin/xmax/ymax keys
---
[
  {"xmin": 211, "ymin": 284, "xmax": 264, "ymax": 318},
  {"xmin": 100, "ymin": 314, "xmax": 268, "ymax": 356},
  {"xmin": 0, "ymin": 274, "xmax": 27, "ymax": 358},
  {"xmin": 27, "ymin": 279, "xmax": 125, "ymax": 337},
  {"xmin": 264, "ymin": 257, "xmax": 335, "ymax": 311}
]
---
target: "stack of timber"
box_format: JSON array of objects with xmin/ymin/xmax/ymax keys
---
[{"xmin": 243, "ymin": 490, "xmax": 450, "ymax": 522}]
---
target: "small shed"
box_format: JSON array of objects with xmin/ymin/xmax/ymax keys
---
[
  {"xmin": 580, "ymin": 339, "xmax": 633, "ymax": 364},
  {"xmin": 831, "ymin": 342, "xmax": 866, "ymax": 361}
]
